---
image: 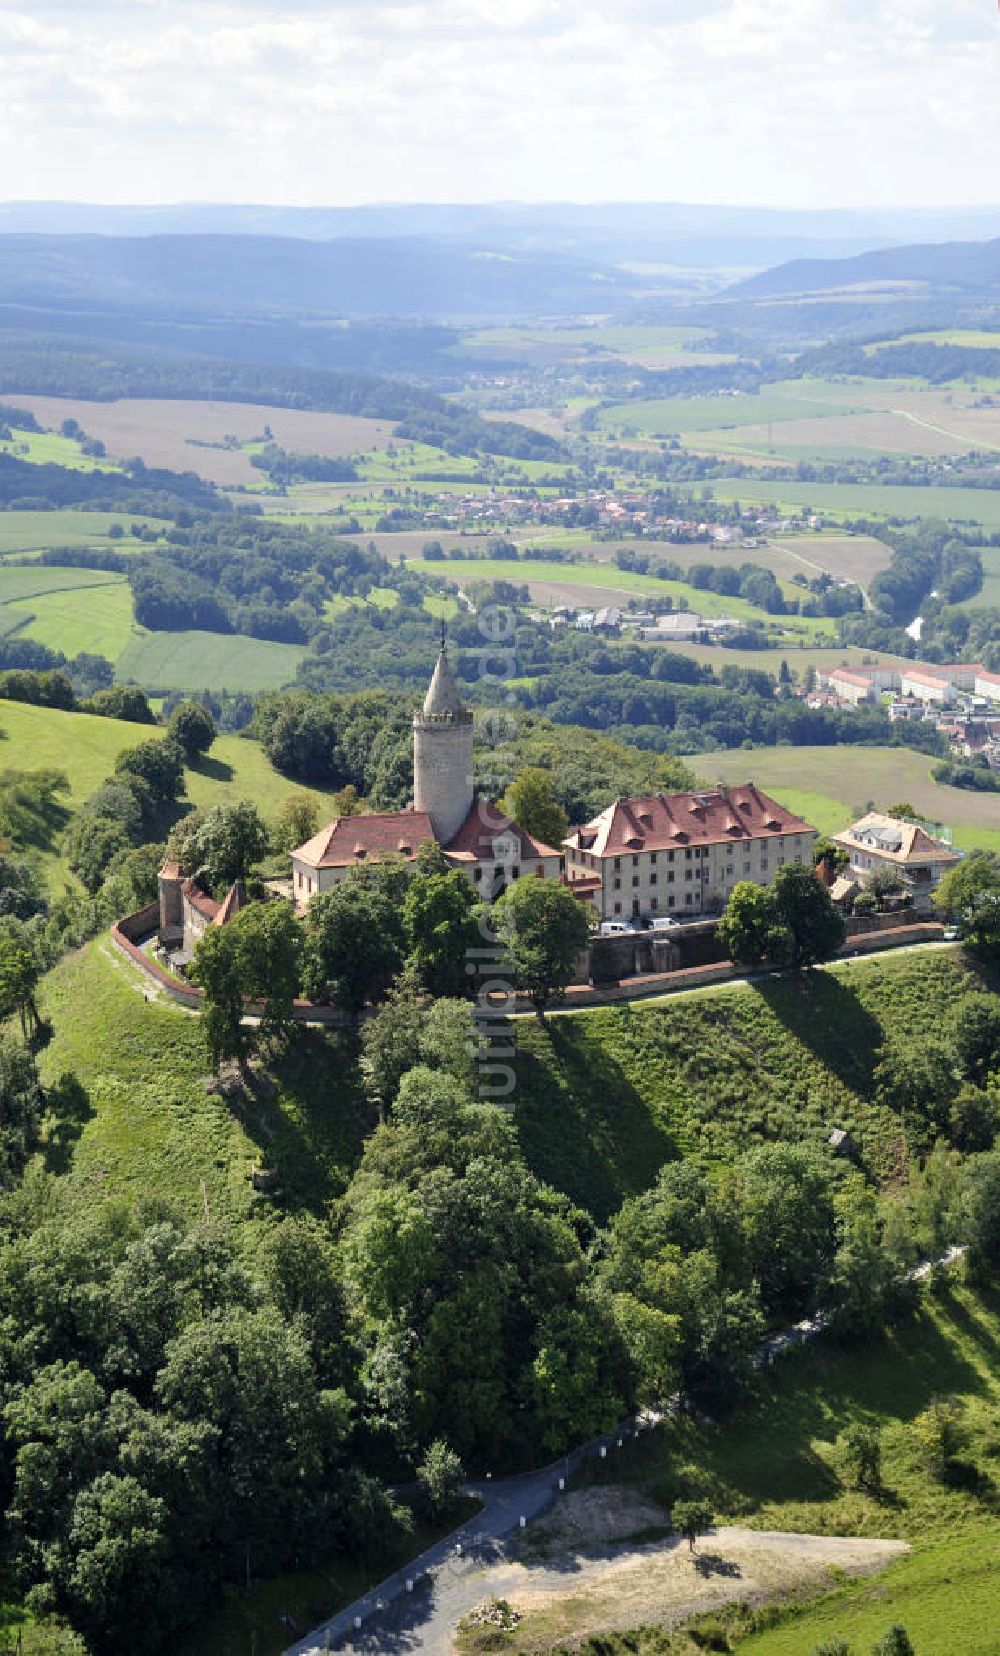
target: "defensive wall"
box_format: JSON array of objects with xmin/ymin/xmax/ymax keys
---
[{"xmin": 112, "ymin": 903, "xmax": 946, "ymax": 1023}]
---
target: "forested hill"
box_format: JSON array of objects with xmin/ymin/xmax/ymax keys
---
[
  {"xmin": 729, "ymin": 234, "xmax": 1000, "ymax": 299},
  {"xmin": 0, "ymin": 231, "xmax": 635, "ymax": 320}
]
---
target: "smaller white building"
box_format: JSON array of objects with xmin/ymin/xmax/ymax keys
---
[{"xmin": 830, "ymin": 813, "xmax": 961, "ymax": 912}]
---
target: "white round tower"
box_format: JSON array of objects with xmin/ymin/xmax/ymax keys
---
[{"xmin": 413, "ymin": 644, "xmax": 474, "ymax": 846}]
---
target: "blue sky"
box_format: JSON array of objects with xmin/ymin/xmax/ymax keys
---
[{"xmin": 1, "ymin": 0, "xmax": 998, "ymax": 207}]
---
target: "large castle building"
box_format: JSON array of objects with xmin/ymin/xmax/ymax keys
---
[{"xmin": 291, "ymin": 645, "xmax": 565, "ymax": 909}]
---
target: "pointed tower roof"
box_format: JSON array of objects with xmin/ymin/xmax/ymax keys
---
[{"xmin": 421, "ymin": 645, "xmax": 471, "ymax": 722}]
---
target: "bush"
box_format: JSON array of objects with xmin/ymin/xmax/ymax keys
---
[{"xmin": 417, "ymin": 1438, "xmax": 464, "ymax": 1517}]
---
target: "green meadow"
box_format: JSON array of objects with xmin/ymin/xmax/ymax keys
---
[
  {"xmin": 694, "ymin": 744, "xmax": 1000, "ymax": 854},
  {"xmin": 0, "ymin": 427, "xmax": 120, "ymax": 472},
  {"xmin": 0, "ymin": 698, "xmax": 337, "ymax": 891},
  {"xmin": 0, "ymin": 509, "xmax": 165, "ymax": 554},
  {"xmin": 705, "ymin": 477, "xmax": 1000, "ymax": 529},
  {"xmin": 115, "ymin": 629, "xmax": 306, "ymax": 693}
]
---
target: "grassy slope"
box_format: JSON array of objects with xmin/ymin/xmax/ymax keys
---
[
  {"xmin": 556, "ymin": 1283, "xmax": 1000, "ymax": 1656},
  {"xmin": 693, "ymin": 744, "xmax": 1000, "ymax": 855},
  {"xmin": 512, "ymin": 950, "xmax": 982, "ymax": 1219},
  {"xmin": 36, "ymin": 942, "xmax": 370, "ymax": 1230},
  {"xmin": 0, "ymin": 699, "xmax": 336, "ymax": 889},
  {"xmin": 11, "ymin": 580, "xmax": 141, "ymax": 661},
  {"xmin": 115, "ymin": 629, "xmax": 307, "ymax": 693}
]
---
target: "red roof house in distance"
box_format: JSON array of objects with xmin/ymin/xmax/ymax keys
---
[
  {"xmin": 564, "ymin": 784, "xmax": 817, "ymax": 922},
  {"xmin": 291, "ymin": 645, "xmax": 564, "ymax": 909}
]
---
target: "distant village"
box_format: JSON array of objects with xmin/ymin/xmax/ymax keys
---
[
  {"xmin": 398, "ymin": 484, "xmax": 818, "ymax": 540},
  {"xmin": 810, "ymin": 663, "xmax": 1000, "ymax": 770}
]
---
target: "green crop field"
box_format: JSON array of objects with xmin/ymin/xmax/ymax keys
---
[
  {"xmin": 659, "ymin": 639, "xmax": 915, "ymax": 677},
  {"xmin": 9, "ymin": 578, "xmax": 141, "ymax": 660},
  {"xmin": 956, "ymin": 545, "xmax": 1000, "ymax": 611},
  {"xmin": 693, "ymin": 744, "xmax": 1000, "ymax": 854},
  {"xmin": 598, "ymin": 386, "xmax": 855, "ymax": 438},
  {"xmin": 0, "ymin": 509, "xmax": 166, "ymax": 554},
  {"xmin": 704, "ymin": 477, "xmax": 1000, "ymax": 529},
  {"xmin": 868, "ymin": 327, "xmax": 1000, "ymax": 351},
  {"xmin": 0, "ymin": 564, "xmax": 124, "ymax": 604},
  {"xmin": 115, "ymin": 629, "xmax": 306, "ymax": 693}
]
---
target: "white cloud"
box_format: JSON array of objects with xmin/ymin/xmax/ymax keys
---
[{"xmin": 0, "ymin": 0, "xmax": 997, "ymax": 206}]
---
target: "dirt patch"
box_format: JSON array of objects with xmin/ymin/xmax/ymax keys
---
[
  {"xmin": 518, "ymin": 1488, "xmax": 671, "ymax": 1560},
  {"xmin": 449, "ymin": 1527, "xmax": 909, "ymax": 1653}
]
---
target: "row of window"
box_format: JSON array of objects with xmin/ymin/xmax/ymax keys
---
[{"xmin": 600, "ymin": 835, "xmax": 806, "ymax": 874}]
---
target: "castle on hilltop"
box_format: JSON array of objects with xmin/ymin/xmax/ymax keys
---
[{"xmin": 291, "ymin": 644, "xmax": 565, "ymax": 909}]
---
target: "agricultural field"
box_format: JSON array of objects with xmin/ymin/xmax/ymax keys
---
[
  {"xmin": 867, "ymin": 327, "xmax": 1000, "ymax": 351},
  {"xmin": 706, "ymin": 477, "xmax": 1000, "ymax": 530},
  {"xmin": 693, "ymin": 744, "xmax": 1000, "ymax": 854},
  {"xmin": 10, "ymin": 577, "xmax": 140, "ymax": 660},
  {"xmin": 0, "ymin": 508, "xmax": 166, "ymax": 555},
  {"xmin": 404, "ymin": 554, "xmax": 839, "ymax": 640},
  {"xmin": 0, "ymin": 425, "xmax": 121, "ymax": 472},
  {"xmin": 0, "ymin": 564, "xmax": 142, "ymax": 658},
  {"xmin": 599, "ymin": 375, "xmax": 1000, "ymax": 464},
  {"xmin": 115, "ymin": 628, "xmax": 306, "ymax": 693},
  {"xmin": 0, "ymin": 395, "xmax": 396, "ymax": 487},
  {"xmin": 453, "ymin": 323, "xmax": 726, "ymax": 369},
  {"xmin": 660, "ymin": 639, "xmax": 914, "ymax": 677},
  {"xmin": 955, "ymin": 544, "xmax": 1000, "ymax": 611},
  {"xmin": 599, "ymin": 389, "xmax": 850, "ymax": 438}
]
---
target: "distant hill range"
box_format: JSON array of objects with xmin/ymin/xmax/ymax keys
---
[
  {"xmin": 728, "ymin": 235, "xmax": 1000, "ymax": 300},
  {"xmin": 1, "ymin": 200, "xmax": 999, "ymax": 272},
  {"xmin": 0, "ymin": 232, "xmax": 647, "ymax": 322}
]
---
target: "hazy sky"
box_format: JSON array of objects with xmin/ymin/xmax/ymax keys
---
[{"xmin": 2, "ymin": 0, "xmax": 999, "ymax": 207}]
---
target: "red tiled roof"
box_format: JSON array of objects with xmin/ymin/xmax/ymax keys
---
[
  {"xmin": 214, "ymin": 881, "xmax": 248, "ymax": 926},
  {"xmin": 828, "ymin": 669, "xmax": 874, "ymax": 687},
  {"xmin": 565, "ymin": 786, "xmax": 815, "ymax": 859},
  {"xmin": 293, "ymin": 810, "xmax": 436, "ymax": 869},
  {"xmin": 443, "ymin": 795, "xmax": 563, "ymax": 863},
  {"xmin": 182, "ymin": 878, "xmax": 220, "ymax": 921}
]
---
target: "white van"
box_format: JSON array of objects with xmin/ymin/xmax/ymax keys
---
[
  {"xmin": 650, "ymin": 916, "xmax": 680, "ymax": 932},
  {"xmin": 598, "ymin": 920, "xmax": 632, "ymax": 936}
]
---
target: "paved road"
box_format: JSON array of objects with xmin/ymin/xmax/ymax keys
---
[
  {"xmin": 284, "ymin": 1255, "xmax": 964, "ymax": 1652},
  {"xmin": 284, "ymin": 1428, "xmax": 645, "ymax": 1655}
]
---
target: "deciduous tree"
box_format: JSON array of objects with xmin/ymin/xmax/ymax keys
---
[
  {"xmin": 500, "ymin": 768, "xmax": 569, "ymax": 851},
  {"xmin": 671, "ymin": 1497, "xmax": 713, "ymax": 1553},
  {"xmin": 493, "ymin": 876, "xmax": 591, "ymax": 1017}
]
